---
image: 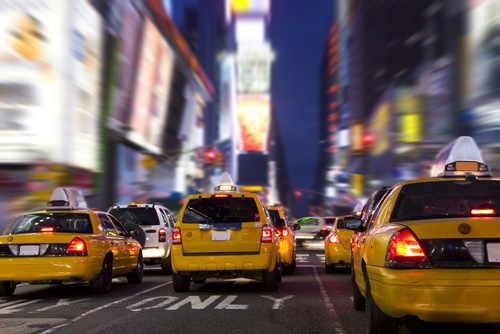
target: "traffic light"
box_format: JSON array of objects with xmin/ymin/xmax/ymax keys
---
[
  {"xmin": 205, "ymin": 149, "xmax": 216, "ymax": 165},
  {"xmin": 216, "ymin": 152, "xmax": 223, "ymax": 166}
]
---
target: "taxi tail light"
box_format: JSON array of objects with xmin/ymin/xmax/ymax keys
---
[
  {"xmin": 275, "ymin": 227, "xmax": 289, "ymax": 238},
  {"xmin": 385, "ymin": 229, "xmax": 430, "ymax": 268},
  {"xmin": 471, "ymin": 209, "xmax": 496, "ymax": 215},
  {"xmin": 159, "ymin": 228, "xmax": 167, "ymax": 242},
  {"xmin": 172, "ymin": 227, "xmax": 182, "ymax": 245},
  {"xmin": 261, "ymin": 225, "xmax": 273, "ymax": 243},
  {"xmin": 328, "ymin": 234, "xmax": 340, "ymax": 244},
  {"xmin": 66, "ymin": 237, "xmax": 87, "ymax": 255}
]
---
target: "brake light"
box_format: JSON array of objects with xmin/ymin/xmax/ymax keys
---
[
  {"xmin": 328, "ymin": 234, "xmax": 340, "ymax": 243},
  {"xmin": 41, "ymin": 227, "xmax": 54, "ymax": 232},
  {"xmin": 261, "ymin": 225, "xmax": 273, "ymax": 243},
  {"xmin": 386, "ymin": 229, "xmax": 428, "ymax": 264},
  {"xmin": 159, "ymin": 228, "xmax": 166, "ymax": 242},
  {"xmin": 282, "ymin": 229, "xmax": 289, "ymax": 237},
  {"xmin": 471, "ymin": 209, "xmax": 495, "ymax": 215},
  {"xmin": 66, "ymin": 237, "xmax": 87, "ymax": 255},
  {"xmin": 212, "ymin": 194, "xmax": 231, "ymax": 198},
  {"xmin": 172, "ymin": 227, "xmax": 182, "ymax": 245}
]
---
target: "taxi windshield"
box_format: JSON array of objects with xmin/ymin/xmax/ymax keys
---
[
  {"xmin": 391, "ymin": 181, "xmax": 500, "ymax": 222},
  {"xmin": 5, "ymin": 213, "xmax": 93, "ymax": 235},
  {"xmin": 182, "ymin": 197, "xmax": 259, "ymax": 224}
]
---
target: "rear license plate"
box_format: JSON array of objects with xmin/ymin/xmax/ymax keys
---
[
  {"xmin": 212, "ymin": 231, "xmax": 230, "ymax": 241},
  {"xmin": 20, "ymin": 245, "xmax": 40, "ymax": 256},
  {"xmin": 487, "ymin": 243, "xmax": 500, "ymax": 262}
]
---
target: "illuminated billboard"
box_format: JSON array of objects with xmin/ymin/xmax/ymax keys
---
[
  {"xmin": 0, "ymin": 0, "xmax": 102, "ymax": 171},
  {"xmin": 236, "ymin": 94, "xmax": 270, "ymax": 152},
  {"xmin": 236, "ymin": 43, "xmax": 274, "ymax": 94},
  {"xmin": 129, "ymin": 17, "xmax": 175, "ymax": 153}
]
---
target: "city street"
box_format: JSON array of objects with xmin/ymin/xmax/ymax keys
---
[{"xmin": 1, "ymin": 249, "xmax": 499, "ymax": 334}]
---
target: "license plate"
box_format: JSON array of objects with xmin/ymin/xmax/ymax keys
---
[
  {"xmin": 212, "ymin": 231, "xmax": 230, "ymax": 241},
  {"xmin": 20, "ymin": 245, "xmax": 40, "ymax": 256},
  {"xmin": 487, "ymin": 243, "xmax": 500, "ymax": 262}
]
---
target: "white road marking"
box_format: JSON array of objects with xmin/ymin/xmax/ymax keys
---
[
  {"xmin": 261, "ymin": 295, "xmax": 295, "ymax": 310},
  {"xmin": 127, "ymin": 296, "xmax": 179, "ymax": 312},
  {"xmin": 215, "ymin": 296, "xmax": 248, "ymax": 310},
  {"xmin": 40, "ymin": 282, "xmax": 171, "ymax": 333},
  {"xmin": 313, "ymin": 266, "xmax": 345, "ymax": 334},
  {"xmin": 166, "ymin": 296, "xmax": 221, "ymax": 310},
  {"xmin": 31, "ymin": 298, "xmax": 91, "ymax": 313},
  {"xmin": 0, "ymin": 299, "xmax": 42, "ymax": 314}
]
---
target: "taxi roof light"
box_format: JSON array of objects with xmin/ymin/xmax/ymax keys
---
[
  {"xmin": 214, "ymin": 172, "xmax": 238, "ymax": 192},
  {"xmin": 430, "ymin": 136, "xmax": 492, "ymax": 177},
  {"xmin": 47, "ymin": 188, "xmax": 88, "ymax": 211}
]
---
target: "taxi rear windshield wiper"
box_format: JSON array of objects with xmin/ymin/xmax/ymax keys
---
[{"xmin": 185, "ymin": 206, "xmax": 215, "ymax": 223}]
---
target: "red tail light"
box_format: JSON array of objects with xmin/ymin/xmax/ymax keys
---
[
  {"xmin": 275, "ymin": 227, "xmax": 289, "ymax": 237},
  {"xmin": 282, "ymin": 229, "xmax": 289, "ymax": 237},
  {"xmin": 41, "ymin": 227, "xmax": 54, "ymax": 232},
  {"xmin": 172, "ymin": 227, "xmax": 182, "ymax": 245},
  {"xmin": 386, "ymin": 229, "xmax": 429, "ymax": 266},
  {"xmin": 328, "ymin": 234, "xmax": 340, "ymax": 243},
  {"xmin": 471, "ymin": 209, "xmax": 495, "ymax": 215},
  {"xmin": 66, "ymin": 237, "xmax": 87, "ymax": 255},
  {"xmin": 261, "ymin": 225, "xmax": 273, "ymax": 243},
  {"xmin": 159, "ymin": 228, "xmax": 166, "ymax": 242}
]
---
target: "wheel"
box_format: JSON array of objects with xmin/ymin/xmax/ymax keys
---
[
  {"xmin": 172, "ymin": 272, "xmax": 190, "ymax": 292},
  {"xmin": 365, "ymin": 271, "xmax": 398, "ymax": 334},
  {"xmin": 90, "ymin": 256, "xmax": 113, "ymax": 294},
  {"xmin": 127, "ymin": 252, "xmax": 144, "ymax": 284},
  {"xmin": 262, "ymin": 266, "xmax": 279, "ymax": 292},
  {"xmin": 325, "ymin": 263, "xmax": 336, "ymax": 274},
  {"xmin": 0, "ymin": 281, "xmax": 16, "ymax": 296},
  {"xmin": 352, "ymin": 271, "xmax": 365, "ymax": 311},
  {"xmin": 161, "ymin": 255, "xmax": 172, "ymax": 275}
]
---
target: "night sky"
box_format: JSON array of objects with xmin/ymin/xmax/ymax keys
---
[{"xmin": 271, "ymin": 0, "xmax": 334, "ymax": 216}]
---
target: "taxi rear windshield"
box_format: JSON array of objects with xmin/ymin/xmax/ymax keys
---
[
  {"xmin": 182, "ymin": 197, "xmax": 259, "ymax": 224},
  {"xmin": 391, "ymin": 180, "xmax": 500, "ymax": 222},
  {"xmin": 5, "ymin": 213, "xmax": 93, "ymax": 235},
  {"xmin": 268, "ymin": 209, "xmax": 285, "ymax": 227},
  {"xmin": 109, "ymin": 208, "xmax": 159, "ymax": 226}
]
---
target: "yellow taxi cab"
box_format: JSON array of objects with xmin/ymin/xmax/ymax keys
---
[
  {"xmin": 267, "ymin": 204, "xmax": 298, "ymax": 274},
  {"xmin": 347, "ymin": 136, "xmax": 500, "ymax": 333},
  {"xmin": 0, "ymin": 188, "xmax": 144, "ymax": 296},
  {"xmin": 324, "ymin": 215, "xmax": 354, "ymax": 273},
  {"xmin": 171, "ymin": 173, "xmax": 281, "ymax": 292}
]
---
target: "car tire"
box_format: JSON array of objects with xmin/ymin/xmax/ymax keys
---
[
  {"xmin": 127, "ymin": 252, "xmax": 144, "ymax": 284},
  {"xmin": 161, "ymin": 255, "xmax": 172, "ymax": 275},
  {"xmin": 90, "ymin": 256, "xmax": 113, "ymax": 294},
  {"xmin": 352, "ymin": 271, "xmax": 365, "ymax": 311},
  {"xmin": 0, "ymin": 281, "xmax": 16, "ymax": 296},
  {"xmin": 172, "ymin": 272, "xmax": 190, "ymax": 292},
  {"xmin": 262, "ymin": 266, "xmax": 279, "ymax": 292},
  {"xmin": 325, "ymin": 263, "xmax": 336, "ymax": 274},
  {"xmin": 365, "ymin": 271, "xmax": 398, "ymax": 334}
]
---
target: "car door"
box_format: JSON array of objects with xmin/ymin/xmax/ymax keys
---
[
  {"xmin": 98, "ymin": 214, "xmax": 126, "ymax": 273},
  {"xmin": 109, "ymin": 214, "xmax": 138, "ymax": 270}
]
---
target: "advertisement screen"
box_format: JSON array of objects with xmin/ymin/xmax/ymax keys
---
[
  {"xmin": 236, "ymin": 94, "xmax": 270, "ymax": 152},
  {"xmin": 129, "ymin": 17, "xmax": 175, "ymax": 152}
]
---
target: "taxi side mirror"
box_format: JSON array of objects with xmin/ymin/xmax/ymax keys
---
[{"xmin": 344, "ymin": 217, "xmax": 364, "ymax": 232}]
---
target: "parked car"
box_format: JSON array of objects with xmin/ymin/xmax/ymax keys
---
[
  {"xmin": 108, "ymin": 203, "xmax": 175, "ymax": 274},
  {"xmin": 348, "ymin": 136, "xmax": 500, "ymax": 333},
  {"xmin": 171, "ymin": 173, "xmax": 281, "ymax": 292},
  {"xmin": 267, "ymin": 204, "xmax": 299, "ymax": 274},
  {"xmin": 0, "ymin": 188, "xmax": 144, "ymax": 296}
]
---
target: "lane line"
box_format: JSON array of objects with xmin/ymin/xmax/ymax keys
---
[
  {"xmin": 312, "ymin": 266, "xmax": 345, "ymax": 334},
  {"xmin": 40, "ymin": 282, "xmax": 171, "ymax": 334}
]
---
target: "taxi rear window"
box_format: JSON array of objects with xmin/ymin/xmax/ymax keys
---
[
  {"xmin": 391, "ymin": 180, "xmax": 500, "ymax": 222},
  {"xmin": 6, "ymin": 213, "xmax": 93, "ymax": 234},
  {"xmin": 182, "ymin": 197, "xmax": 259, "ymax": 224},
  {"xmin": 109, "ymin": 208, "xmax": 159, "ymax": 226},
  {"xmin": 268, "ymin": 209, "xmax": 285, "ymax": 227}
]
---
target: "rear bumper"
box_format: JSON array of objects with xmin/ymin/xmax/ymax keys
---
[
  {"xmin": 143, "ymin": 243, "xmax": 170, "ymax": 260},
  {"xmin": 0, "ymin": 256, "xmax": 103, "ymax": 282},
  {"xmin": 172, "ymin": 244, "xmax": 278, "ymax": 274},
  {"xmin": 367, "ymin": 265, "xmax": 500, "ymax": 323},
  {"xmin": 325, "ymin": 243, "xmax": 350, "ymax": 265}
]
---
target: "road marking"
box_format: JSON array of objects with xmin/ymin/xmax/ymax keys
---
[
  {"xmin": 31, "ymin": 298, "xmax": 91, "ymax": 313},
  {"xmin": 127, "ymin": 296, "xmax": 179, "ymax": 311},
  {"xmin": 313, "ymin": 266, "xmax": 345, "ymax": 334},
  {"xmin": 40, "ymin": 282, "xmax": 171, "ymax": 333},
  {"xmin": 261, "ymin": 295, "xmax": 294, "ymax": 310},
  {"xmin": 215, "ymin": 296, "xmax": 248, "ymax": 310},
  {"xmin": 166, "ymin": 296, "xmax": 221, "ymax": 310},
  {"xmin": 0, "ymin": 299, "xmax": 42, "ymax": 314}
]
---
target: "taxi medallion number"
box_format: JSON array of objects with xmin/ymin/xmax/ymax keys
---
[
  {"xmin": 212, "ymin": 231, "xmax": 230, "ymax": 241},
  {"xmin": 20, "ymin": 245, "xmax": 40, "ymax": 256},
  {"xmin": 486, "ymin": 243, "xmax": 500, "ymax": 262}
]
